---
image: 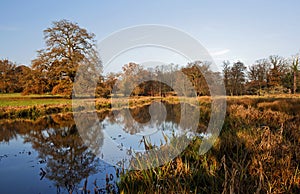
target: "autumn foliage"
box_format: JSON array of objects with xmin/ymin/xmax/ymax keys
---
[{"xmin": 0, "ymin": 19, "xmax": 299, "ymax": 97}]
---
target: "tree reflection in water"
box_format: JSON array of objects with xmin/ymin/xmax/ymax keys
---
[
  {"xmin": 0, "ymin": 102, "xmax": 204, "ymax": 193},
  {"xmin": 28, "ymin": 124, "xmax": 92, "ymax": 193},
  {"xmin": 113, "ymin": 101, "xmax": 202, "ymax": 136},
  {"xmin": 23, "ymin": 114, "xmax": 101, "ymax": 193},
  {"xmin": 102, "ymin": 101, "xmax": 202, "ymax": 170},
  {"xmin": 0, "ymin": 112, "xmax": 109, "ymax": 193}
]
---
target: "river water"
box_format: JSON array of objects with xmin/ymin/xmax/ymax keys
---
[{"xmin": 0, "ymin": 102, "xmax": 204, "ymax": 193}]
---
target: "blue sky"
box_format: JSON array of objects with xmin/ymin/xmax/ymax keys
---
[{"xmin": 1, "ymin": 0, "xmax": 300, "ymax": 71}]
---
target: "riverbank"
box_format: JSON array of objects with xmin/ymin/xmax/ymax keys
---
[
  {"xmin": 0, "ymin": 94, "xmax": 299, "ymax": 193},
  {"xmin": 1, "ymin": 93, "xmax": 300, "ymax": 119},
  {"xmin": 0, "ymin": 94, "xmax": 160, "ymax": 119},
  {"xmin": 118, "ymin": 95, "xmax": 300, "ymax": 193}
]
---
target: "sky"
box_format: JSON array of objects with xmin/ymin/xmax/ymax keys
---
[{"xmin": 1, "ymin": 0, "xmax": 300, "ymax": 73}]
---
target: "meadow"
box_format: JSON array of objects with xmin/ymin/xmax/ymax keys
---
[{"xmin": 0, "ymin": 93, "xmax": 71, "ymax": 107}]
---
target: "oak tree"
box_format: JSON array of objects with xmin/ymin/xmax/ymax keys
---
[{"xmin": 26, "ymin": 19, "xmax": 101, "ymax": 97}]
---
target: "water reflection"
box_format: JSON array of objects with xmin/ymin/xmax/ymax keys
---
[
  {"xmin": 0, "ymin": 113, "xmax": 116, "ymax": 193},
  {"xmin": 111, "ymin": 101, "xmax": 202, "ymax": 135},
  {"xmin": 75, "ymin": 101, "xmax": 202, "ymax": 170},
  {"xmin": 0, "ymin": 101, "xmax": 204, "ymax": 193},
  {"xmin": 24, "ymin": 118, "xmax": 97, "ymax": 193}
]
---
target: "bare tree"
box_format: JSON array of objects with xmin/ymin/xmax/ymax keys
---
[
  {"xmin": 223, "ymin": 61, "xmax": 246, "ymax": 96},
  {"xmin": 222, "ymin": 61, "xmax": 231, "ymax": 95},
  {"xmin": 267, "ymin": 55, "xmax": 288, "ymax": 92},
  {"xmin": 291, "ymin": 54, "xmax": 299, "ymax": 94},
  {"xmin": 247, "ymin": 59, "xmax": 269, "ymax": 95}
]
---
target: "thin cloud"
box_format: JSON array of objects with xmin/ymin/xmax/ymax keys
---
[{"xmin": 210, "ymin": 49, "xmax": 230, "ymax": 56}]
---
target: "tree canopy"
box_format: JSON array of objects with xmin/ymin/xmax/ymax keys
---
[{"xmin": 24, "ymin": 19, "xmax": 101, "ymax": 97}]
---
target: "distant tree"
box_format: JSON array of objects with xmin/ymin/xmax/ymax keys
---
[
  {"xmin": 106, "ymin": 73, "xmax": 120, "ymax": 94},
  {"xmin": 96, "ymin": 72, "xmax": 120, "ymax": 98},
  {"xmin": 14, "ymin": 65, "xmax": 31, "ymax": 92},
  {"xmin": 0, "ymin": 59, "xmax": 31, "ymax": 93},
  {"xmin": 94, "ymin": 73, "xmax": 120, "ymax": 98},
  {"xmin": 154, "ymin": 64, "xmax": 178, "ymax": 96},
  {"xmin": 118, "ymin": 63, "xmax": 145, "ymax": 96},
  {"xmin": 161, "ymin": 63, "xmax": 178, "ymax": 91},
  {"xmin": 247, "ymin": 59, "xmax": 269, "ymax": 95},
  {"xmin": 0, "ymin": 59, "xmax": 16, "ymax": 93},
  {"xmin": 222, "ymin": 61, "xmax": 231, "ymax": 95},
  {"xmin": 22, "ymin": 67, "xmax": 50, "ymax": 94},
  {"xmin": 26, "ymin": 19, "xmax": 101, "ymax": 97},
  {"xmin": 154, "ymin": 65, "xmax": 167, "ymax": 96},
  {"xmin": 291, "ymin": 54, "xmax": 299, "ymax": 94},
  {"xmin": 181, "ymin": 61, "xmax": 211, "ymax": 96},
  {"xmin": 223, "ymin": 61, "xmax": 247, "ymax": 96},
  {"xmin": 174, "ymin": 70, "xmax": 196, "ymax": 97},
  {"xmin": 267, "ymin": 55, "xmax": 288, "ymax": 93},
  {"xmin": 228, "ymin": 61, "xmax": 247, "ymax": 95}
]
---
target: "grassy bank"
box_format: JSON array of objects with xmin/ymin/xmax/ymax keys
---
[
  {"xmin": 1, "ymin": 93, "xmax": 300, "ymax": 119},
  {"xmin": 118, "ymin": 96, "xmax": 300, "ymax": 193},
  {"xmin": 0, "ymin": 93, "xmax": 71, "ymax": 106},
  {"xmin": 0, "ymin": 93, "xmax": 71, "ymax": 119},
  {"xmin": 0, "ymin": 94, "xmax": 160, "ymax": 119}
]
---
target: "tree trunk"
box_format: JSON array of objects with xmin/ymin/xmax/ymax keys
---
[{"xmin": 294, "ymin": 71, "xmax": 297, "ymax": 94}]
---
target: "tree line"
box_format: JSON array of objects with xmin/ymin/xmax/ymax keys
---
[
  {"xmin": 0, "ymin": 19, "xmax": 299, "ymax": 97},
  {"xmin": 223, "ymin": 54, "xmax": 300, "ymax": 96}
]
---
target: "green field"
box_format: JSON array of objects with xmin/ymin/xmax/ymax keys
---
[{"xmin": 0, "ymin": 93, "xmax": 71, "ymax": 107}]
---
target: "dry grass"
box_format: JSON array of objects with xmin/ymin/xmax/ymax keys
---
[{"xmin": 119, "ymin": 96, "xmax": 300, "ymax": 193}]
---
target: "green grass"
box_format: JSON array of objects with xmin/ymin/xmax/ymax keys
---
[
  {"xmin": 0, "ymin": 93, "xmax": 71, "ymax": 107},
  {"xmin": 0, "ymin": 98, "xmax": 71, "ymax": 106},
  {"xmin": 0, "ymin": 93, "xmax": 63, "ymax": 98}
]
